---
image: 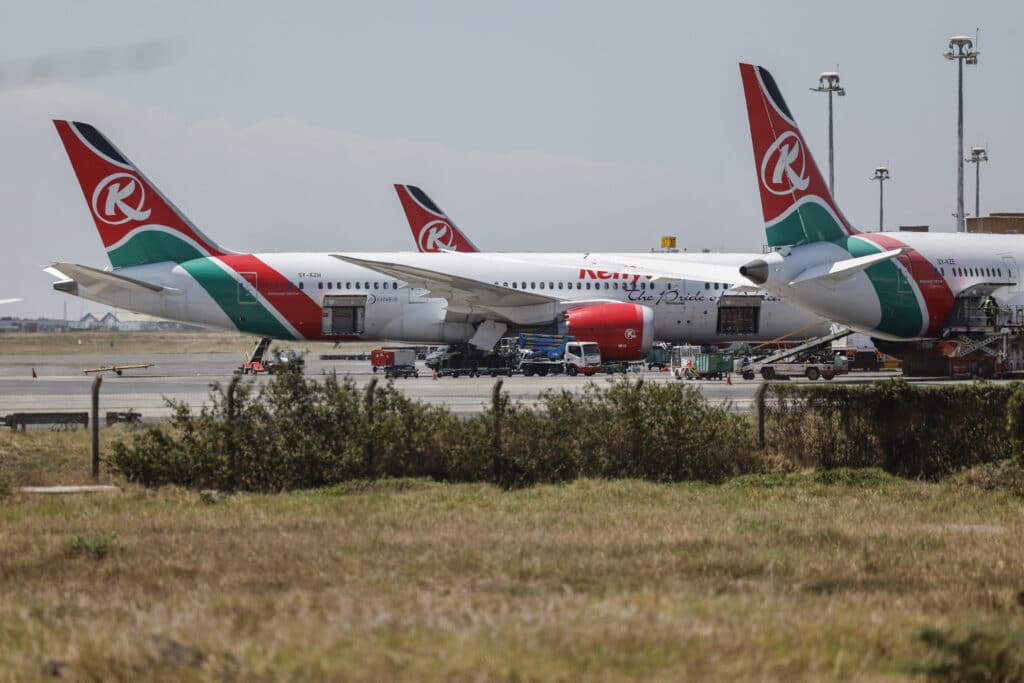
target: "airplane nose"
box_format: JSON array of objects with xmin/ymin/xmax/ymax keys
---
[{"xmin": 739, "ymin": 259, "xmax": 768, "ymax": 285}]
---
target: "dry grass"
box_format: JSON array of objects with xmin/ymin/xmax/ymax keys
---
[{"xmin": 2, "ymin": 435, "xmax": 1024, "ymax": 681}]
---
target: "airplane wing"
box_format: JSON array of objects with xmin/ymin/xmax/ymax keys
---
[
  {"xmin": 46, "ymin": 262, "xmax": 181, "ymax": 297},
  {"xmin": 332, "ymin": 254, "xmax": 556, "ymax": 309}
]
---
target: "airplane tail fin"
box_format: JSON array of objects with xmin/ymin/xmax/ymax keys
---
[
  {"xmin": 394, "ymin": 184, "xmax": 479, "ymax": 252},
  {"xmin": 53, "ymin": 120, "xmax": 231, "ymax": 269},
  {"xmin": 739, "ymin": 64, "xmax": 858, "ymax": 248}
]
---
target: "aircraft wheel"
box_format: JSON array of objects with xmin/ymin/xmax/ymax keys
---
[{"xmin": 805, "ymin": 367, "xmax": 820, "ymax": 381}]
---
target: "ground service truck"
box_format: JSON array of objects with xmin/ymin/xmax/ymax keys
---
[{"xmin": 514, "ymin": 334, "xmax": 603, "ymax": 377}]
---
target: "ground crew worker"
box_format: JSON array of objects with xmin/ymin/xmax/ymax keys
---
[{"xmin": 983, "ymin": 296, "xmax": 998, "ymax": 326}]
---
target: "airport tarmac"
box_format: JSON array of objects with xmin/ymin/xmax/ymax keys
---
[{"xmin": 0, "ymin": 351, "xmax": 989, "ymax": 420}]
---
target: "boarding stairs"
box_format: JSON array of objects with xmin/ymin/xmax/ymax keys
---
[{"xmin": 247, "ymin": 337, "xmax": 272, "ymax": 364}]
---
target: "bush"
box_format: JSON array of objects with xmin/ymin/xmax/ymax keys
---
[
  {"xmin": 69, "ymin": 533, "xmax": 115, "ymax": 560},
  {"xmin": 917, "ymin": 627, "xmax": 1024, "ymax": 681},
  {"xmin": 112, "ymin": 366, "xmax": 457, "ymax": 491},
  {"xmin": 111, "ymin": 368, "xmax": 758, "ymax": 491},
  {"xmin": 762, "ymin": 380, "xmax": 1015, "ymax": 478}
]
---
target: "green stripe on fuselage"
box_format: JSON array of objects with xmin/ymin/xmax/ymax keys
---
[
  {"xmin": 106, "ymin": 229, "xmax": 296, "ymax": 339},
  {"xmin": 767, "ymin": 201, "xmax": 848, "ymax": 247},
  {"xmin": 179, "ymin": 258, "xmax": 295, "ymax": 339},
  {"xmin": 107, "ymin": 230, "xmax": 206, "ymax": 269},
  {"xmin": 843, "ymin": 237, "xmax": 923, "ymax": 338}
]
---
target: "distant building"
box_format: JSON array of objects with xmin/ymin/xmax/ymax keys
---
[
  {"xmin": 0, "ymin": 311, "xmax": 203, "ymax": 333},
  {"xmin": 967, "ymin": 213, "xmax": 1024, "ymax": 234},
  {"xmin": 899, "ymin": 225, "xmax": 929, "ymax": 233}
]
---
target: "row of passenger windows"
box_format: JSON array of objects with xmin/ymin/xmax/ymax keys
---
[
  {"xmin": 491, "ymin": 281, "xmax": 732, "ymax": 291},
  {"xmin": 945, "ymin": 266, "xmax": 1003, "ymax": 279},
  {"xmin": 301, "ymin": 281, "xmax": 400, "ymax": 291}
]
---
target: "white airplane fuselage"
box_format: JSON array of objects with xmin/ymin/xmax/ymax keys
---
[{"xmin": 64, "ymin": 251, "xmax": 827, "ymax": 344}]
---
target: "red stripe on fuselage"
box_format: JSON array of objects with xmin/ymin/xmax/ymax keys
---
[
  {"xmin": 858, "ymin": 233, "xmax": 954, "ymax": 337},
  {"xmin": 218, "ymin": 254, "xmax": 325, "ymax": 339}
]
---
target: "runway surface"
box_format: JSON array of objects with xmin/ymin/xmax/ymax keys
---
[{"xmin": 0, "ymin": 351, "xmax": 979, "ymax": 420}]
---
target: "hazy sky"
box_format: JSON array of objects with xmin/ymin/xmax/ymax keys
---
[{"xmin": 2, "ymin": 1, "xmax": 1021, "ymax": 318}]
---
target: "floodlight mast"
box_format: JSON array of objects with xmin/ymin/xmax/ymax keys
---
[
  {"xmin": 966, "ymin": 146, "xmax": 988, "ymax": 221},
  {"xmin": 870, "ymin": 166, "xmax": 890, "ymax": 231},
  {"xmin": 810, "ymin": 71, "xmax": 845, "ymax": 198},
  {"xmin": 944, "ymin": 35, "xmax": 979, "ymax": 232}
]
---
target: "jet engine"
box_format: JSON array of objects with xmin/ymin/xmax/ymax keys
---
[{"xmin": 561, "ymin": 303, "xmax": 654, "ymax": 361}]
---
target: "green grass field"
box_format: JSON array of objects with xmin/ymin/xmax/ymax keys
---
[{"xmin": 2, "ymin": 432, "xmax": 1023, "ymax": 681}]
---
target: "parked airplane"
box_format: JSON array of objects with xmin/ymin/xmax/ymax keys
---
[
  {"xmin": 48, "ymin": 120, "xmax": 826, "ymax": 362},
  {"xmin": 393, "ymin": 183, "xmax": 829, "ymax": 341},
  {"xmin": 732, "ymin": 63, "xmax": 1024, "ymax": 350}
]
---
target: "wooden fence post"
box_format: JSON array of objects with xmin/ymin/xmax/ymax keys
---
[
  {"xmin": 91, "ymin": 375, "xmax": 102, "ymax": 479},
  {"xmin": 364, "ymin": 377, "xmax": 377, "ymax": 476},
  {"xmin": 755, "ymin": 381, "xmax": 767, "ymax": 449}
]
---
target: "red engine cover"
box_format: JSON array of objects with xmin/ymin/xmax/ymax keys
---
[{"xmin": 563, "ymin": 303, "xmax": 654, "ymax": 361}]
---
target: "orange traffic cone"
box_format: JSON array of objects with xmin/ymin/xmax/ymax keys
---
[{"xmin": 725, "ymin": 372, "xmax": 732, "ymax": 385}]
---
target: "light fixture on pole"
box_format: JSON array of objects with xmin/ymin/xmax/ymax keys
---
[
  {"xmin": 944, "ymin": 35, "xmax": 979, "ymax": 232},
  {"xmin": 965, "ymin": 145, "xmax": 988, "ymax": 222},
  {"xmin": 870, "ymin": 166, "xmax": 890, "ymax": 231},
  {"xmin": 810, "ymin": 71, "xmax": 845, "ymax": 197}
]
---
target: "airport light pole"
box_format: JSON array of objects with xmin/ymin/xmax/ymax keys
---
[
  {"xmin": 966, "ymin": 145, "xmax": 988, "ymax": 222},
  {"xmin": 870, "ymin": 166, "xmax": 890, "ymax": 231},
  {"xmin": 810, "ymin": 71, "xmax": 845, "ymax": 197},
  {"xmin": 944, "ymin": 35, "xmax": 979, "ymax": 233}
]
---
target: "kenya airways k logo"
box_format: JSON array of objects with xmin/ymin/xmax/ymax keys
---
[
  {"xmin": 417, "ymin": 219, "xmax": 458, "ymax": 252},
  {"xmin": 91, "ymin": 172, "xmax": 151, "ymax": 225},
  {"xmin": 760, "ymin": 132, "xmax": 809, "ymax": 196}
]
